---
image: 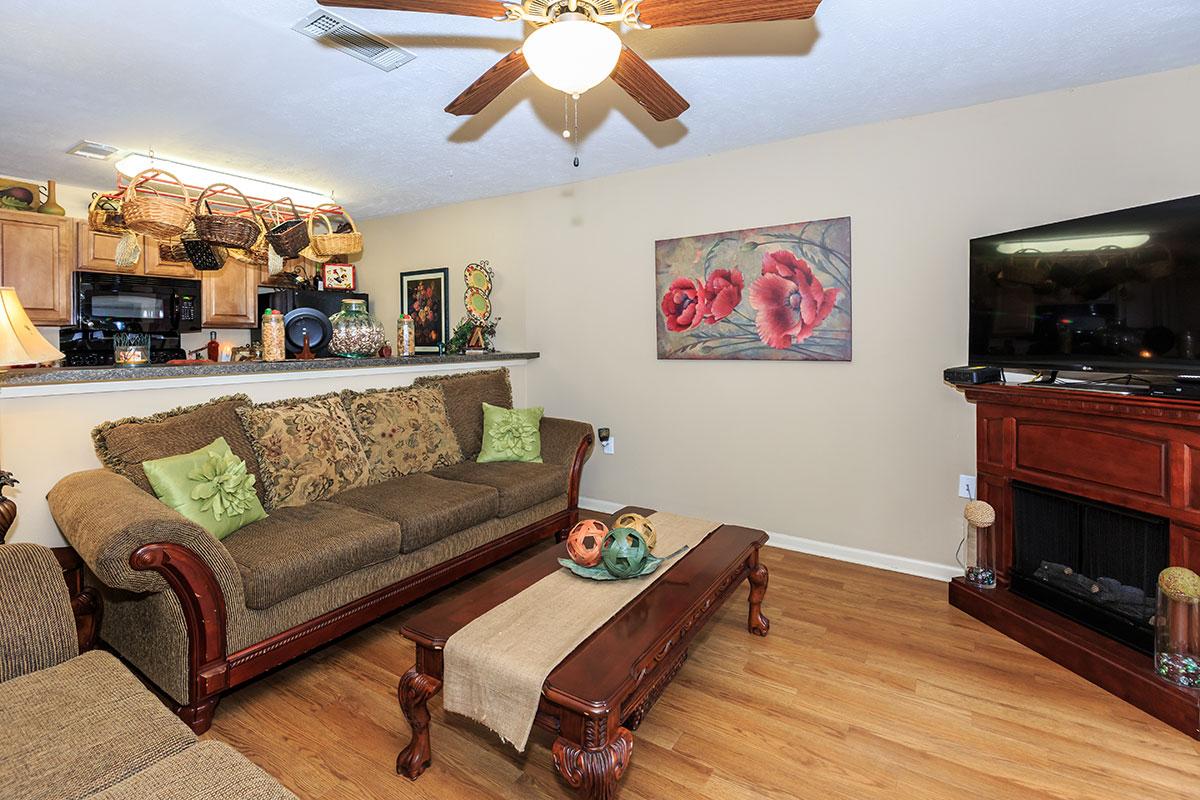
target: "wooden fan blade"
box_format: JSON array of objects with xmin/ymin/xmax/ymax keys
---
[
  {"xmin": 610, "ymin": 47, "xmax": 689, "ymax": 122},
  {"xmin": 317, "ymin": 0, "xmax": 503, "ymax": 19},
  {"xmin": 445, "ymin": 49, "xmax": 528, "ymax": 115},
  {"xmin": 637, "ymin": 0, "xmax": 822, "ymax": 28}
]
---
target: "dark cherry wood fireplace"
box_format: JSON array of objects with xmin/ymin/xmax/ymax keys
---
[{"xmin": 952, "ymin": 383, "xmax": 1200, "ymax": 738}]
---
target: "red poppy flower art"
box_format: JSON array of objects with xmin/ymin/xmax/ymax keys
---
[{"xmin": 655, "ymin": 218, "xmax": 851, "ymax": 361}]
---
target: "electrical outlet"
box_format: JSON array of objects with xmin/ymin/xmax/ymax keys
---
[
  {"xmin": 602, "ymin": 436, "xmax": 615, "ymax": 455},
  {"xmin": 958, "ymin": 474, "xmax": 977, "ymax": 499}
]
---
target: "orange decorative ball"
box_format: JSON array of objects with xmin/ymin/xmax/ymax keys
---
[{"xmin": 566, "ymin": 519, "xmax": 609, "ymax": 567}]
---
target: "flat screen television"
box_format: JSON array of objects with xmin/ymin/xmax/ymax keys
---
[{"xmin": 969, "ymin": 194, "xmax": 1200, "ymax": 374}]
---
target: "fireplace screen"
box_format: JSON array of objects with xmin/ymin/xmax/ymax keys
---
[{"xmin": 1011, "ymin": 482, "xmax": 1169, "ymax": 653}]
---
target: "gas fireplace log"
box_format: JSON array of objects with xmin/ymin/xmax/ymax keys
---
[{"xmin": 1032, "ymin": 562, "xmax": 1155, "ymax": 623}]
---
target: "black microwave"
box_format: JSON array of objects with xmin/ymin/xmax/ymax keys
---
[{"xmin": 75, "ymin": 271, "xmax": 201, "ymax": 334}]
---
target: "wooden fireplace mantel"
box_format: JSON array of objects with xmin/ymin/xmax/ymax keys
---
[{"xmin": 952, "ymin": 382, "xmax": 1200, "ymax": 739}]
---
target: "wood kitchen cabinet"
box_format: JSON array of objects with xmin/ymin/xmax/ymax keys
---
[
  {"xmin": 77, "ymin": 224, "xmax": 139, "ymax": 274},
  {"xmin": 143, "ymin": 240, "xmax": 196, "ymax": 278},
  {"xmin": 0, "ymin": 210, "xmax": 73, "ymax": 325},
  {"xmin": 202, "ymin": 256, "xmax": 261, "ymax": 328},
  {"xmin": 77, "ymin": 222, "xmax": 195, "ymax": 278}
]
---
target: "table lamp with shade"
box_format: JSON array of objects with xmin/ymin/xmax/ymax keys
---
[{"xmin": 0, "ymin": 285, "xmax": 64, "ymax": 543}]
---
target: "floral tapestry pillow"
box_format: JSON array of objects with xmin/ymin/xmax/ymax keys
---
[
  {"xmin": 477, "ymin": 403, "xmax": 544, "ymax": 463},
  {"xmin": 142, "ymin": 436, "xmax": 267, "ymax": 540},
  {"xmin": 342, "ymin": 385, "xmax": 464, "ymax": 483},
  {"xmin": 236, "ymin": 394, "xmax": 371, "ymax": 510}
]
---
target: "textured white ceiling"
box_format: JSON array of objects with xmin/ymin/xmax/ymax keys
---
[{"xmin": 3, "ymin": 0, "xmax": 1199, "ymax": 217}]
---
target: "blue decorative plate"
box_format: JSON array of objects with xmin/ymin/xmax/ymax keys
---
[{"xmin": 557, "ymin": 546, "xmax": 689, "ymax": 581}]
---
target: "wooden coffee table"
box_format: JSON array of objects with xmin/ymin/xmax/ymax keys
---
[{"xmin": 395, "ymin": 506, "xmax": 770, "ymax": 799}]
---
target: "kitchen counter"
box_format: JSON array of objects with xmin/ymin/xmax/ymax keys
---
[{"xmin": 0, "ymin": 351, "xmax": 539, "ymax": 397}]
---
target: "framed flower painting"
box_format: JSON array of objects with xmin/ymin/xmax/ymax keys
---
[
  {"xmin": 656, "ymin": 218, "xmax": 852, "ymax": 361},
  {"xmin": 399, "ymin": 268, "xmax": 450, "ymax": 353}
]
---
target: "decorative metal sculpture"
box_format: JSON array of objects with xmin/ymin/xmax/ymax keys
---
[
  {"xmin": 612, "ymin": 512, "xmax": 657, "ymax": 551},
  {"xmin": 464, "ymin": 260, "xmax": 495, "ymax": 351},
  {"xmin": 601, "ymin": 527, "xmax": 650, "ymax": 579},
  {"xmin": 566, "ymin": 519, "xmax": 609, "ymax": 567}
]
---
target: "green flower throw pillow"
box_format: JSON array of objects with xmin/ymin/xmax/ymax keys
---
[
  {"xmin": 477, "ymin": 403, "xmax": 544, "ymax": 463},
  {"xmin": 143, "ymin": 436, "xmax": 267, "ymax": 540}
]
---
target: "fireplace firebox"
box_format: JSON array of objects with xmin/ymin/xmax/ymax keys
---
[{"xmin": 1010, "ymin": 482, "xmax": 1168, "ymax": 653}]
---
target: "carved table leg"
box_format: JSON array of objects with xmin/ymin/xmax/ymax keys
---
[
  {"xmin": 396, "ymin": 666, "xmax": 442, "ymax": 780},
  {"xmin": 553, "ymin": 726, "xmax": 634, "ymax": 800},
  {"xmin": 748, "ymin": 550, "xmax": 770, "ymax": 637}
]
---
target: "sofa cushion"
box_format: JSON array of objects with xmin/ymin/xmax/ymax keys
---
[
  {"xmin": 329, "ymin": 473, "xmax": 500, "ymax": 553},
  {"xmin": 478, "ymin": 403, "xmax": 544, "ymax": 463},
  {"xmin": 222, "ymin": 502, "xmax": 402, "ymax": 610},
  {"xmin": 236, "ymin": 394, "xmax": 371, "ymax": 510},
  {"xmin": 142, "ymin": 436, "xmax": 267, "ymax": 541},
  {"xmin": 433, "ymin": 461, "xmax": 568, "ymax": 517},
  {"xmin": 0, "ymin": 650, "xmax": 196, "ymax": 800},
  {"xmin": 413, "ymin": 368, "xmax": 513, "ymax": 457},
  {"xmin": 90, "ymin": 741, "xmax": 297, "ymax": 800},
  {"xmin": 92, "ymin": 393, "xmax": 264, "ymax": 502},
  {"xmin": 341, "ymin": 385, "xmax": 463, "ymax": 483}
]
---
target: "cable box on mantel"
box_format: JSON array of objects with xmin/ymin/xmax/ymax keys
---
[{"xmin": 943, "ymin": 365, "xmax": 1003, "ymax": 385}]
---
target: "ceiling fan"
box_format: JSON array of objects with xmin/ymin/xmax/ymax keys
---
[{"xmin": 317, "ymin": 0, "xmax": 823, "ymax": 121}]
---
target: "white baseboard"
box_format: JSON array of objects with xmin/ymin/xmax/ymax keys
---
[
  {"xmin": 579, "ymin": 496, "xmax": 625, "ymax": 514},
  {"xmin": 764, "ymin": 532, "xmax": 961, "ymax": 582},
  {"xmin": 578, "ymin": 497, "xmax": 960, "ymax": 582}
]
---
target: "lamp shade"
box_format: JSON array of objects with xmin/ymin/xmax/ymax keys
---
[
  {"xmin": 522, "ymin": 14, "xmax": 622, "ymax": 96},
  {"xmin": 0, "ymin": 287, "xmax": 64, "ymax": 366}
]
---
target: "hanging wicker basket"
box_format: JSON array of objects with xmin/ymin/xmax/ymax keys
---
[
  {"xmin": 122, "ymin": 169, "xmax": 193, "ymax": 239},
  {"xmin": 158, "ymin": 239, "xmax": 189, "ymax": 262},
  {"xmin": 265, "ymin": 197, "xmax": 309, "ymax": 258},
  {"xmin": 308, "ymin": 203, "xmax": 362, "ymax": 258},
  {"xmin": 178, "ymin": 222, "xmax": 227, "ymax": 271},
  {"xmin": 193, "ymin": 183, "xmax": 263, "ymax": 249},
  {"xmin": 87, "ymin": 191, "xmax": 126, "ymax": 234}
]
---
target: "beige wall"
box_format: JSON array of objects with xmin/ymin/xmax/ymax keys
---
[{"xmin": 357, "ymin": 65, "xmax": 1200, "ymax": 571}]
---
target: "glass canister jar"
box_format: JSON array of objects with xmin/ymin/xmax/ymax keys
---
[
  {"xmin": 397, "ymin": 313, "xmax": 415, "ymax": 357},
  {"xmin": 329, "ymin": 298, "xmax": 386, "ymax": 358},
  {"xmin": 1155, "ymin": 567, "xmax": 1200, "ymax": 687},
  {"xmin": 261, "ymin": 309, "xmax": 286, "ymax": 362}
]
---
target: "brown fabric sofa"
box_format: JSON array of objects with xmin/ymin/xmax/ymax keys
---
[
  {"xmin": 0, "ymin": 542, "xmax": 296, "ymax": 800},
  {"xmin": 48, "ymin": 368, "xmax": 593, "ymax": 734}
]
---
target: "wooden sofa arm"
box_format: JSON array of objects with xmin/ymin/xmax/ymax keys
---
[
  {"xmin": 540, "ymin": 418, "xmax": 594, "ymax": 510},
  {"xmin": 131, "ymin": 542, "xmax": 230, "ymax": 731}
]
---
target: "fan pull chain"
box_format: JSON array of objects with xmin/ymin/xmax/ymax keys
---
[
  {"xmin": 573, "ymin": 93, "xmax": 580, "ymax": 168},
  {"xmin": 561, "ymin": 92, "xmax": 581, "ymax": 168}
]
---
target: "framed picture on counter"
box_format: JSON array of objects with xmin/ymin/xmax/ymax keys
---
[
  {"xmin": 399, "ymin": 267, "xmax": 450, "ymax": 353},
  {"xmin": 322, "ymin": 263, "xmax": 357, "ymax": 291}
]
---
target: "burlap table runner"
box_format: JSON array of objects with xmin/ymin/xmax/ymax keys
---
[{"xmin": 442, "ymin": 511, "xmax": 720, "ymax": 751}]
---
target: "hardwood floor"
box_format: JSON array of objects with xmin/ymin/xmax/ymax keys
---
[{"xmin": 205, "ymin": 539, "xmax": 1200, "ymax": 799}]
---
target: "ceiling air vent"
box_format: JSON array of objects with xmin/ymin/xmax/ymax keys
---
[{"xmin": 293, "ymin": 9, "xmax": 416, "ymax": 72}]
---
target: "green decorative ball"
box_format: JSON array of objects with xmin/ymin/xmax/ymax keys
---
[{"xmin": 601, "ymin": 528, "xmax": 650, "ymax": 579}]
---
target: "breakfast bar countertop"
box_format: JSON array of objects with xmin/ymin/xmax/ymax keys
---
[{"xmin": 0, "ymin": 352, "xmax": 540, "ymax": 396}]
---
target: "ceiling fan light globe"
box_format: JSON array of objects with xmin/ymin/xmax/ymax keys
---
[{"xmin": 523, "ymin": 15, "xmax": 621, "ymax": 96}]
